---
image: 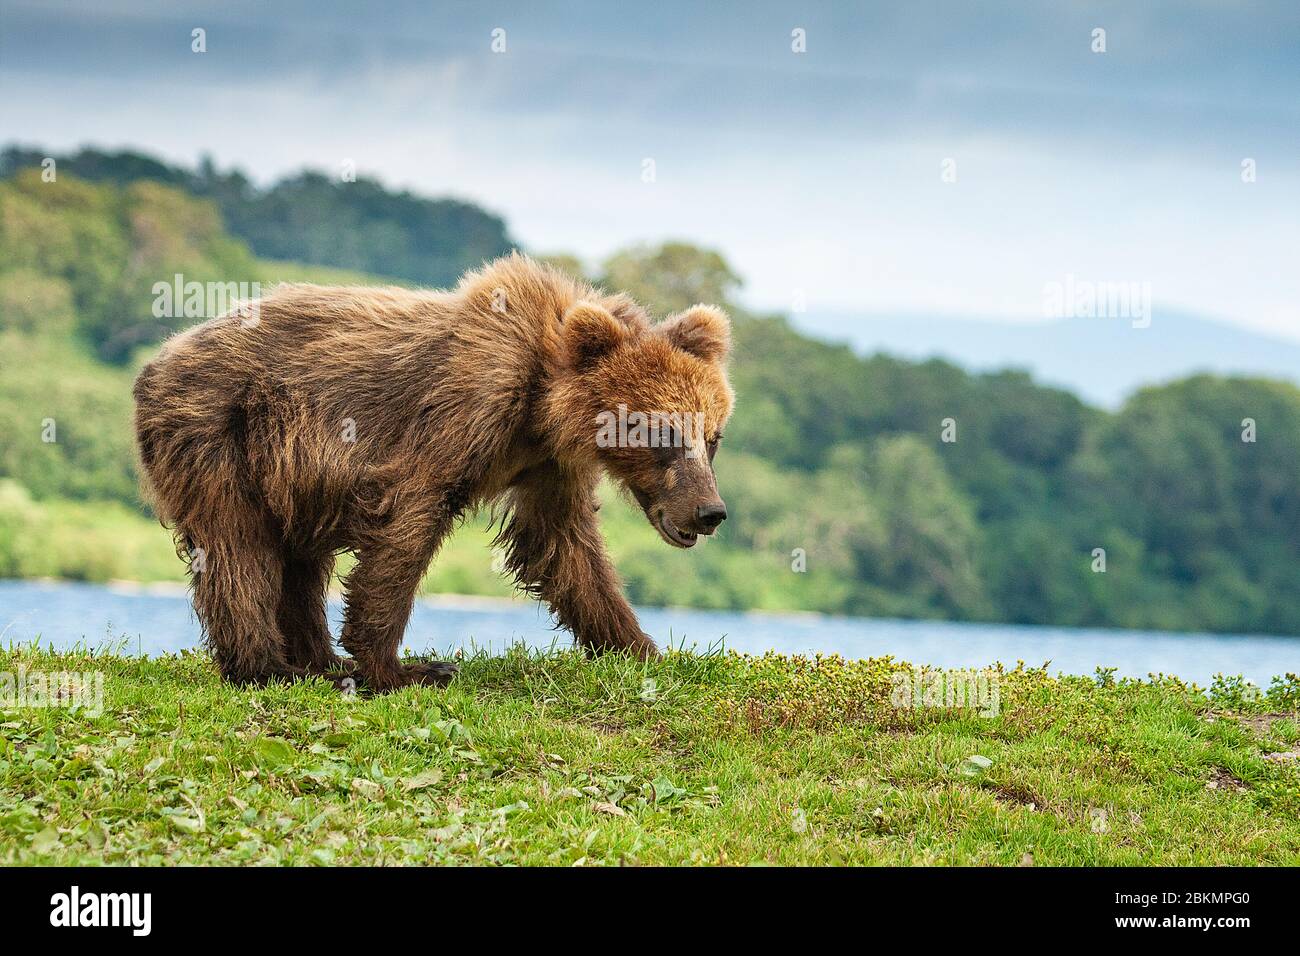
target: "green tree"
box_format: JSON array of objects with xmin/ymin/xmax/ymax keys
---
[{"xmin": 598, "ymin": 242, "xmax": 742, "ymax": 316}]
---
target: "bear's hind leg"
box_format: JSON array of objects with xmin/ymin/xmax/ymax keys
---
[
  {"xmin": 184, "ymin": 515, "xmax": 303, "ymax": 685},
  {"xmin": 278, "ymin": 550, "xmax": 348, "ymax": 674}
]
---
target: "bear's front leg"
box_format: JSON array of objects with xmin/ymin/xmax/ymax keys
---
[
  {"xmin": 499, "ymin": 465, "xmax": 659, "ymax": 659},
  {"xmin": 340, "ymin": 508, "xmax": 460, "ymax": 691}
]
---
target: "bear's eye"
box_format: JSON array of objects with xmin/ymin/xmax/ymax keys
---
[
  {"xmin": 706, "ymin": 434, "xmax": 721, "ymax": 463},
  {"xmin": 653, "ymin": 425, "xmax": 683, "ymax": 465}
]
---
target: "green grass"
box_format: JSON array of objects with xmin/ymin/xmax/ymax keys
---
[{"xmin": 2, "ymin": 644, "xmax": 1299, "ymax": 865}]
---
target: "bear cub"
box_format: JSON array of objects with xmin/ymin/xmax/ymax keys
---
[{"xmin": 133, "ymin": 254, "xmax": 733, "ymax": 690}]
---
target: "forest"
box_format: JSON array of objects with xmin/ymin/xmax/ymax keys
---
[{"xmin": 2, "ymin": 146, "xmax": 1298, "ymax": 635}]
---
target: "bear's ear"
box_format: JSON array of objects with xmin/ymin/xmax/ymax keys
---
[
  {"xmin": 562, "ymin": 302, "xmax": 626, "ymax": 371},
  {"xmin": 658, "ymin": 305, "xmax": 730, "ymax": 362}
]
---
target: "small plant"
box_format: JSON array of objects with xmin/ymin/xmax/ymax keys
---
[
  {"xmin": 1267, "ymin": 674, "xmax": 1300, "ymax": 711},
  {"xmin": 1209, "ymin": 673, "xmax": 1266, "ymax": 710}
]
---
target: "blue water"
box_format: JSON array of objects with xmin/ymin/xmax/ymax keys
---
[{"xmin": 1, "ymin": 579, "xmax": 1298, "ymax": 686}]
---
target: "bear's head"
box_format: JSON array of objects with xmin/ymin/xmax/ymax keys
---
[{"xmin": 554, "ymin": 300, "xmax": 734, "ymax": 548}]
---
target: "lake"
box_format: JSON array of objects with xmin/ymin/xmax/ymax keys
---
[{"xmin": 2, "ymin": 579, "xmax": 1298, "ymax": 687}]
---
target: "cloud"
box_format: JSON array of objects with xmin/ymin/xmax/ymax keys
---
[{"xmin": 2, "ymin": 0, "xmax": 1296, "ymax": 339}]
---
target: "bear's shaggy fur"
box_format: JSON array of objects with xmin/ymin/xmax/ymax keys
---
[{"xmin": 133, "ymin": 254, "xmax": 733, "ymax": 690}]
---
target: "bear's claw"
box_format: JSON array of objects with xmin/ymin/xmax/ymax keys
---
[{"xmin": 407, "ymin": 660, "xmax": 459, "ymax": 687}]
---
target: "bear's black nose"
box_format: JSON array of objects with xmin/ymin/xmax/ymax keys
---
[{"xmin": 696, "ymin": 502, "xmax": 728, "ymax": 531}]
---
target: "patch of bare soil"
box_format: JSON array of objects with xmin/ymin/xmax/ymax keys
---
[{"xmin": 1205, "ymin": 767, "xmax": 1249, "ymax": 792}]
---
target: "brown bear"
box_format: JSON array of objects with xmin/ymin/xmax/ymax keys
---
[{"xmin": 132, "ymin": 254, "xmax": 733, "ymax": 690}]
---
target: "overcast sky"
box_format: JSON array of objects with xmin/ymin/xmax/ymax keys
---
[{"xmin": 2, "ymin": 0, "xmax": 1297, "ymax": 339}]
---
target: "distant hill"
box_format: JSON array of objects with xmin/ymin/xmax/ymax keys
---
[
  {"xmin": 0, "ymin": 145, "xmax": 517, "ymax": 290},
  {"xmin": 792, "ymin": 309, "xmax": 1300, "ymax": 408}
]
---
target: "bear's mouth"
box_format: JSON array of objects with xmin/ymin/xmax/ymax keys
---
[{"xmin": 655, "ymin": 511, "xmax": 698, "ymax": 549}]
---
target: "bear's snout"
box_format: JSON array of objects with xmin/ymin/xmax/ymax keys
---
[{"xmin": 694, "ymin": 501, "xmax": 728, "ymax": 533}]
